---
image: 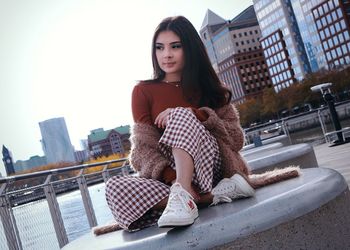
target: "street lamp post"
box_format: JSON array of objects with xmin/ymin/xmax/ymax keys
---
[{"xmin": 311, "ymin": 83, "xmax": 345, "ymax": 146}]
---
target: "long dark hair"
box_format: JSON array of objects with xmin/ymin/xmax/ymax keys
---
[{"xmin": 146, "ymin": 16, "xmax": 232, "ymax": 109}]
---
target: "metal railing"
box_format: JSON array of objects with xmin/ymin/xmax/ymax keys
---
[
  {"xmin": 0, "ymin": 158, "xmax": 128, "ymax": 250},
  {"xmin": 244, "ymin": 118, "xmax": 292, "ymax": 146}
]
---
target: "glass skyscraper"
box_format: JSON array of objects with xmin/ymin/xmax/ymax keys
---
[
  {"xmin": 254, "ymin": 0, "xmax": 350, "ymax": 91},
  {"xmin": 39, "ymin": 117, "xmax": 76, "ymax": 164},
  {"xmin": 253, "ymin": 0, "xmax": 311, "ymax": 91}
]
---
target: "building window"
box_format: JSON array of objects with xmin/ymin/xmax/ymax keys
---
[
  {"xmin": 319, "ymin": 6, "xmax": 324, "ymax": 16},
  {"xmin": 345, "ymin": 31, "xmax": 350, "ymax": 40},
  {"xmin": 335, "ymin": 22, "xmax": 341, "ymax": 32},
  {"xmin": 337, "ymin": 8, "xmax": 342, "ymax": 19},
  {"xmin": 332, "ymin": 11, "xmax": 337, "ymax": 21},
  {"xmin": 342, "ymin": 44, "xmax": 347, "ymax": 54}
]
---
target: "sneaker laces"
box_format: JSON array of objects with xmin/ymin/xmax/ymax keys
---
[
  {"xmin": 163, "ymin": 184, "xmax": 194, "ymax": 214},
  {"xmin": 210, "ymin": 178, "xmax": 242, "ymax": 206},
  {"xmin": 210, "ymin": 195, "xmax": 232, "ymax": 206}
]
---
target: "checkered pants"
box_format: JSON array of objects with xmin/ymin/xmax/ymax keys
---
[{"xmin": 105, "ymin": 107, "xmax": 222, "ymax": 231}]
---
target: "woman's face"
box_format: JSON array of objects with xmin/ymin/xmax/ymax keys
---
[{"xmin": 155, "ymin": 30, "xmax": 185, "ymax": 79}]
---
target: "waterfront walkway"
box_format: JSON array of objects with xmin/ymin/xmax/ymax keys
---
[{"xmin": 313, "ymin": 142, "xmax": 350, "ymax": 185}]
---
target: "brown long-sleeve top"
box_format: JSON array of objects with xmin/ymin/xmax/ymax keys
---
[{"xmin": 131, "ymin": 81, "xmax": 208, "ymax": 125}]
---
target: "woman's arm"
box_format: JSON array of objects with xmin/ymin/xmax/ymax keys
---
[
  {"xmin": 130, "ymin": 85, "xmax": 171, "ymax": 180},
  {"xmin": 131, "ymin": 85, "xmax": 153, "ymax": 125}
]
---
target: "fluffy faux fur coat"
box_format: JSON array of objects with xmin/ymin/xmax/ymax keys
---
[
  {"xmin": 93, "ymin": 104, "xmax": 299, "ymax": 235},
  {"xmin": 129, "ymin": 104, "xmax": 299, "ymax": 188}
]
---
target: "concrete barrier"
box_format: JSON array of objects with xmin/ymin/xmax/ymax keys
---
[
  {"xmin": 62, "ymin": 168, "xmax": 350, "ymax": 250},
  {"xmin": 241, "ymin": 142, "xmax": 283, "ymax": 158},
  {"xmin": 245, "ymin": 143, "xmax": 318, "ymax": 173},
  {"xmin": 243, "ymin": 134, "xmax": 290, "ymax": 151}
]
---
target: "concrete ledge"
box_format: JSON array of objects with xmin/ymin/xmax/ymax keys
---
[
  {"xmin": 245, "ymin": 143, "xmax": 318, "ymax": 173},
  {"xmin": 63, "ymin": 168, "xmax": 349, "ymax": 250},
  {"xmin": 243, "ymin": 134, "xmax": 290, "ymax": 151},
  {"xmin": 241, "ymin": 142, "xmax": 283, "ymax": 158},
  {"xmin": 215, "ymin": 189, "xmax": 350, "ymax": 250}
]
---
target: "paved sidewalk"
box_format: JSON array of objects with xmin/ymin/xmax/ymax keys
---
[{"xmin": 313, "ymin": 142, "xmax": 350, "ymax": 185}]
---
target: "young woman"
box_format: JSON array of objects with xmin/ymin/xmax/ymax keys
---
[{"xmin": 101, "ymin": 16, "xmax": 299, "ymax": 233}]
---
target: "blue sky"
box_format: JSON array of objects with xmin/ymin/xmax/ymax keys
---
[{"xmin": 0, "ymin": 0, "xmax": 253, "ymax": 176}]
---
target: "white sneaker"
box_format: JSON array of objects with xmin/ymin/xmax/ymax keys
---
[
  {"xmin": 158, "ymin": 183, "xmax": 199, "ymax": 227},
  {"xmin": 211, "ymin": 174, "xmax": 255, "ymax": 206}
]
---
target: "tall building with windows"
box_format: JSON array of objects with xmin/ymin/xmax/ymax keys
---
[
  {"xmin": 291, "ymin": 0, "xmax": 328, "ymax": 72},
  {"xmin": 309, "ymin": 0, "xmax": 350, "ymax": 69},
  {"xmin": 200, "ymin": 6, "xmax": 272, "ymax": 103},
  {"xmin": 253, "ymin": 0, "xmax": 311, "ymax": 92},
  {"xmin": 39, "ymin": 117, "xmax": 76, "ymax": 164},
  {"xmin": 254, "ymin": 0, "xmax": 350, "ymax": 91}
]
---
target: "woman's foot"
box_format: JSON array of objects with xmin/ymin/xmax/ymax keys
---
[
  {"xmin": 210, "ymin": 174, "xmax": 255, "ymax": 206},
  {"xmin": 158, "ymin": 183, "xmax": 199, "ymax": 227}
]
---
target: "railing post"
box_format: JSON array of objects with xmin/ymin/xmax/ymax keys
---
[
  {"xmin": 0, "ymin": 183, "xmax": 22, "ymax": 250},
  {"xmin": 43, "ymin": 175, "xmax": 69, "ymax": 248},
  {"xmin": 281, "ymin": 119, "xmax": 292, "ymax": 145},
  {"xmin": 102, "ymin": 164, "xmax": 110, "ymax": 183},
  {"xmin": 318, "ymin": 109, "xmax": 329, "ymax": 143},
  {"xmin": 77, "ymin": 169, "xmax": 97, "ymax": 228}
]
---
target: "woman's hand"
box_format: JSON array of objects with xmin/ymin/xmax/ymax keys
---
[{"xmin": 154, "ymin": 108, "xmax": 173, "ymax": 129}]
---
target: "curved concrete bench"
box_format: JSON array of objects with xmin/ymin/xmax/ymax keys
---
[
  {"xmin": 245, "ymin": 143, "xmax": 318, "ymax": 173},
  {"xmin": 63, "ymin": 168, "xmax": 350, "ymax": 250},
  {"xmin": 241, "ymin": 142, "xmax": 283, "ymax": 158},
  {"xmin": 243, "ymin": 134, "xmax": 290, "ymax": 151}
]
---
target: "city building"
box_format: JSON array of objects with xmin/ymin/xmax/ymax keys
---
[
  {"xmin": 200, "ymin": 6, "xmax": 272, "ymax": 103},
  {"xmin": 253, "ymin": 0, "xmax": 312, "ymax": 92},
  {"xmin": 291, "ymin": 0, "xmax": 328, "ymax": 72},
  {"xmin": 2, "ymin": 145, "xmax": 15, "ymax": 175},
  {"xmin": 88, "ymin": 125, "xmax": 130, "ymax": 158},
  {"xmin": 74, "ymin": 150, "xmax": 89, "ymax": 163},
  {"xmin": 39, "ymin": 117, "xmax": 76, "ymax": 164},
  {"xmin": 14, "ymin": 155, "xmax": 47, "ymax": 173},
  {"xmin": 309, "ymin": 0, "xmax": 350, "ymax": 69},
  {"xmin": 253, "ymin": 0, "xmax": 350, "ymax": 91}
]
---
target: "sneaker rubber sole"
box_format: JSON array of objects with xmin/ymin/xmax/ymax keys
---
[{"xmin": 158, "ymin": 210, "xmax": 199, "ymax": 228}]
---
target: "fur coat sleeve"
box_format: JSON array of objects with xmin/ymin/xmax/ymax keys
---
[
  {"xmin": 199, "ymin": 104, "xmax": 249, "ymax": 178},
  {"xmin": 200, "ymin": 104, "xmax": 245, "ymax": 152},
  {"xmin": 129, "ymin": 123, "xmax": 170, "ymax": 180}
]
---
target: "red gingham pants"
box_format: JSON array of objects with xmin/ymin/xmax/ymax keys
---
[{"xmin": 105, "ymin": 107, "xmax": 222, "ymax": 231}]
